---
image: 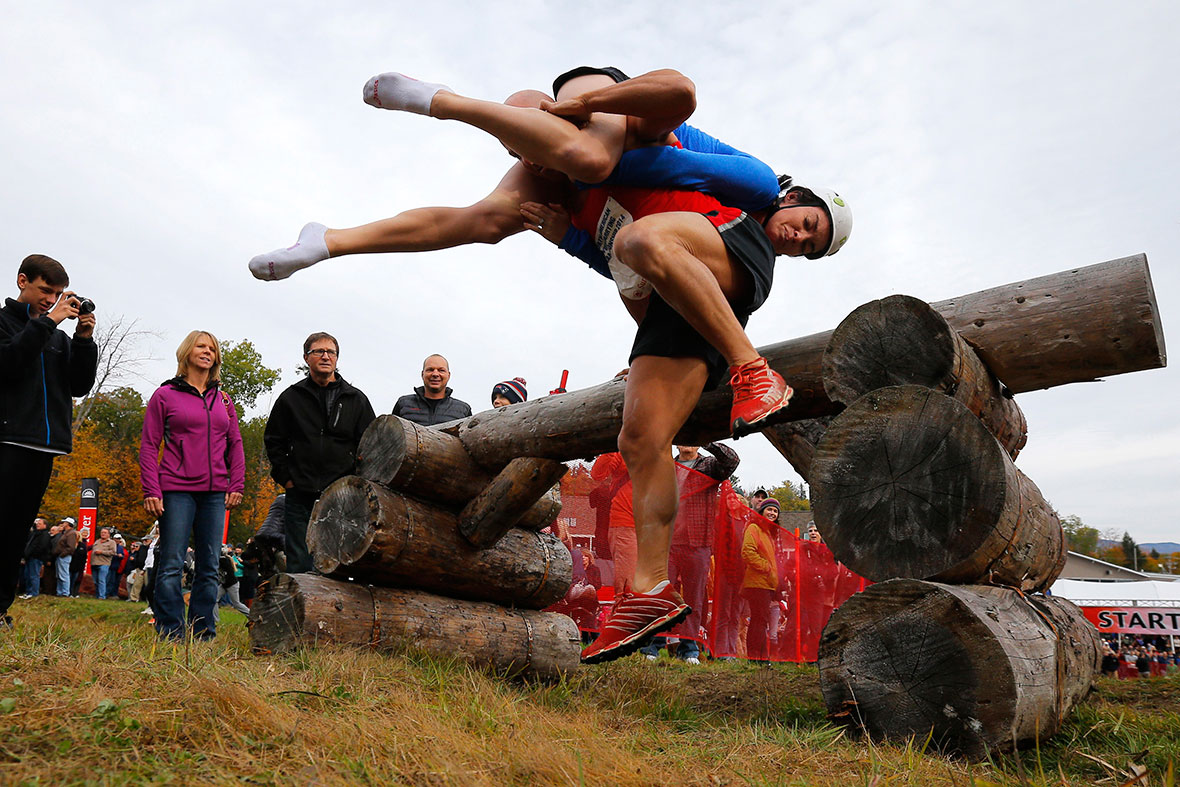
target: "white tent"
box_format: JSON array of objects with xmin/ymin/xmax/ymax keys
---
[{"xmin": 1051, "ymin": 579, "xmax": 1180, "ymax": 606}]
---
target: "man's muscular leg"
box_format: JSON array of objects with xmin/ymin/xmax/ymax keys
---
[
  {"xmin": 614, "ymin": 212, "xmax": 760, "ymax": 368},
  {"xmin": 617, "ymin": 355, "xmax": 710, "ymax": 593}
]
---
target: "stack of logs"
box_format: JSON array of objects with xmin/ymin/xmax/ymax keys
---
[
  {"xmin": 801, "ymin": 293, "xmax": 1121, "ymax": 758},
  {"xmin": 246, "ymin": 255, "xmax": 1163, "ymax": 736},
  {"xmin": 247, "ymin": 417, "xmax": 582, "ymax": 680}
]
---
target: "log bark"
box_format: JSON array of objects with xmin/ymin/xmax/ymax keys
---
[
  {"xmin": 454, "ymin": 256, "xmax": 1164, "ymax": 466},
  {"xmin": 307, "ymin": 476, "xmax": 571, "ymax": 609},
  {"xmin": 810, "ymin": 386, "xmax": 1065, "ymax": 590},
  {"xmin": 459, "ymin": 458, "xmax": 568, "ymax": 549},
  {"xmin": 761, "ymin": 417, "xmax": 833, "ymax": 484},
  {"xmin": 818, "ymin": 579, "xmax": 1101, "ymax": 759},
  {"xmin": 248, "ymin": 573, "xmax": 581, "ymax": 680},
  {"xmin": 356, "ymin": 414, "xmax": 496, "ymax": 503},
  {"xmin": 822, "ymin": 294, "xmax": 1028, "ymax": 458},
  {"xmin": 515, "ymin": 486, "xmax": 562, "ymax": 531},
  {"xmin": 355, "ymin": 414, "xmax": 558, "ymax": 526}
]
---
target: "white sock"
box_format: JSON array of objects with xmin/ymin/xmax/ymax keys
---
[
  {"xmin": 642, "ymin": 580, "xmax": 670, "ymax": 595},
  {"xmin": 249, "ymin": 222, "xmax": 330, "ymax": 281},
  {"xmin": 362, "ymin": 72, "xmax": 451, "ymax": 115}
]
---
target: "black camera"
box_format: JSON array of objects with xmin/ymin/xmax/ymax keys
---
[{"xmin": 70, "ymin": 296, "xmax": 96, "ymax": 316}]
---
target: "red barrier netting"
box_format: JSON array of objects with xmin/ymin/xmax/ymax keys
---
[{"xmin": 545, "ymin": 456, "xmax": 868, "ymax": 662}]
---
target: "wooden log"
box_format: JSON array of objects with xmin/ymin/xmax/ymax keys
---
[
  {"xmin": 761, "ymin": 416, "xmax": 833, "ymax": 484},
  {"xmin": 818, "ymin": 579, "xmax": 1101, "ymax": 759},
  {"xmin": 307, "ymin": 477, "xmax": 571, "ymax": 609},
  {"xmin": 822, "ymin": 294, "xmax": 1028, "ymax": 458},
  {"xmin": 248, "ymin": 573, "xmax": 581, "ymax": 680},
  {"xmin": 355, "ymin": 414, "xmax": 558, "ymax": 526},
  {"xmin": 459, "ymin": 458, "xmax": 568, "ymax": 549},
  {"xmin": 515, "ymin": 485, "xmax": 562, "ymax": 531},
  {"xmin": 810, "ymin": 385, "xmax": 1065, "ymax": 590},
  {"xmin": 455, "ymin": 256, "xmax": 1163, "ymax": 466},
  {"xmin": 356, "ymin": 414, "xmax": 494, "ymax": 502}
]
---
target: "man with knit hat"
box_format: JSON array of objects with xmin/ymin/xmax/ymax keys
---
[{"xmin": 491, "ymin": 378, "xmax": 528, "ymax": 408}]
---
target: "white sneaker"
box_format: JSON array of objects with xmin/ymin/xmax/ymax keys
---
[
  {"xmin": 645, "ymin": 654, "xmax": 657, "ymax": 661},
  {"xmin": 18, "ymin": 594, "xmax": 31, "ymax": 600},
  {"xmin": 141, "ymin": 606, "xmax": 154, "ymax": 615},
  {"xmin": 685, "ymin": 657, "xmax": 701, "ymax": 666}
]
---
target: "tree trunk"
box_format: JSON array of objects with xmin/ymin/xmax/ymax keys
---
[
  {"xmin": 810, "ymin": 386, "xmax": 1065, "ymax": 590},
  {"xmin": 819, "ymin": 579, "xmax": 1101, "ymax": 759},
  {"xmin": 248, "ymin": 573, "xmax": 581, "ymax": 680},
  {"xmin": 822, "ymin": 294, "xmax": 1028, "ymax": 458},
  {"xmin": 459, "ymin": 458, "xmax": 569, "ymax": 549},
  {"xmin": 307, "ymin": 476, "xmax": 571, "ymax": 609},
  {"xmin": 455, "ymin": 256, "xmax": 1164, "ymax": 466},
  {"xmin": 761, "ymin": 417, "xmax": 833, "ymax": 484}
]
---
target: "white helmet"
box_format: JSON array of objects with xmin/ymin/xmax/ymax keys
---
[{"xmin": 776, "ymin": 176, "xmax": 853, "ymax": 259}]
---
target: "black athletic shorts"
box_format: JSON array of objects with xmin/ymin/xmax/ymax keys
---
[
  {"xmin": 629, "ymin": 212, "xmax": 776, "ymax": 389},
  {"xmin": 552, "ymin": 66, "xmax": 630, "ymax": 98}
]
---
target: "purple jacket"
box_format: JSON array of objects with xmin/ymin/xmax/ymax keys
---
[{"xmin": 139, "ymin": 377, "xmax": 245, "ymax": 499}]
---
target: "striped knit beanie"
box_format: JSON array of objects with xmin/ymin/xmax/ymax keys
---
[{"xmin": 491, "ymin": 377, "xmax": 528, "ymax": 405}]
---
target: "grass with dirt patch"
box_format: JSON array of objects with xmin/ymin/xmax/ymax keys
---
[{"xmin": 1, "ymin": 595, "xmax": 1177, "ymax": 785}]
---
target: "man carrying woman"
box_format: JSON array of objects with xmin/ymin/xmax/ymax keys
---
[
  {"xmin": 251, "ymin": 66, "xmax": 852, "ymax": 662},
  {"xmin": 139, "ymin": 331, "xmax": 244, "ymax": 641}
]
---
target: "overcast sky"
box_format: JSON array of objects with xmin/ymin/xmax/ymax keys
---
[{"xmin": 2, "ymin": 2, "xmax": 1176, "ymax": 542}]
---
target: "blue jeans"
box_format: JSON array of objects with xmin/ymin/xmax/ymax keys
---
[
  {"xmin": 24, "ymin": 558, "xmax": 43, "ymax": 597},
  {"xmin": 155, "ymin": 491, "xmax": 225, "ymax": 640},
  {"xmin": 93, "ymin": 564, "xmax": 110, "ymax": 599},
  {"xmin": 56, "ymin": 556, "xmax": 71, "ymax": 596}
]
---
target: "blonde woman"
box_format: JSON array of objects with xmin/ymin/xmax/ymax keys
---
[{"xmin": 139, "ymin": 331, "xmax": 244, "ymax": 641}]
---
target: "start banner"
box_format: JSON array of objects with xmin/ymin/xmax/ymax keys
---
[{"xmin": 1083, "ymin": 606, "xmax": 1180, "ymax": 636}]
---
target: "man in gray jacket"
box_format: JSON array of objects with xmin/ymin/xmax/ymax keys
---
[{"xmin": 392, "ymin": 354, "xmax": 472, "ymax": 426}]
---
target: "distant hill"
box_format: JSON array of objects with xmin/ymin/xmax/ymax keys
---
[{"xmin": 1095, "ymin": 540, "xmax": 1179, "ymax": 555}]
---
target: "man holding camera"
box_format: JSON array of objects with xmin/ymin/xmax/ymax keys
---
[{"xmin": 0, "ymin": 254, "xmax": 97, "ymax": 629}]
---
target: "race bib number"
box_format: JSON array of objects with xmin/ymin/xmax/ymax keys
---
[{"xmin": 596, "ymin": 197, "xmax": 652, "ymax": 300}]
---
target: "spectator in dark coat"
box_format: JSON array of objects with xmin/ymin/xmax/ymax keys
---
[
  {"xmin": 19, "ymin": 517, "xmax": 52, "ymax": 599},
  {"xmin": 265, "ymin": 333, "xmax": 376, "ymax": 574},
  {"xmin": 392, "ymin": 354, "xmax": 472, "ymax": 426}
]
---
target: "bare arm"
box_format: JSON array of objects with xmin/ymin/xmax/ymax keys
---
[{"xmin": 545, "ymin": 70, "xmax": 696, "ymax": 144}]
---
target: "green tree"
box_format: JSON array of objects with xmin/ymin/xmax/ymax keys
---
[
  {"xmin": 1061, "ymin": 514, "xmax": 1099, "ymax": 556},
  {"xmin": 220, "ymin": 339, "xmax": 281, "ymax": 411},
  {"xmin": 1120, "ymin": 531, "xmax": 1140, "ymax": 570},
  {"xmin": 764, "ymin": 480, "xmax": 810, "ymax": 512},
  {"xmin": 217, "ymin": 339, "xmax": 282, "ymax": 543}
]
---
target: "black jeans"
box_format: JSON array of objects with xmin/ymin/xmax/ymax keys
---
[
  {"xmin": 284, "ymin": 489, "xmax": 318, "ymax": 574},
  {"xmin": 0, "ymin": 445, "xmax": 55, "ymax": 616}
]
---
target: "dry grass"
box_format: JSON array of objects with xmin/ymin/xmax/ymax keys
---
[{"xmin": 1, "ymin": 595, "xmax": 1177, "ymax": 786}]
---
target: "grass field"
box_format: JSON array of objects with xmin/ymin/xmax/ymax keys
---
[{"xmin": 1, "ymin": 596, "xmax": 1177, "ymax": 786}]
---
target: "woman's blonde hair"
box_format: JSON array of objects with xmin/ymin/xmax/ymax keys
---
[{"xmin": 175, "ymin": 330, "xmax": 222, "ymax": 383}]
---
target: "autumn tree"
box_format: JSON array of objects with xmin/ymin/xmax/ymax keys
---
[
  {"xmin": 1061, "ymin": 514, "xmax": 1100, "ymax": 556},
  {"xmin": 764, "ymin": 480, "xmax": 810, "ymax": 512},
  {"xmin": 220, "ymin": 339, "xmax": 281, "ymax": 411}
]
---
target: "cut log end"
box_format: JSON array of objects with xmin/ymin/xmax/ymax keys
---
[
  {"xmin": 355, "ymin": 415, "xmax": 409, "ymax": 486},
  {"xmin": 823, "ymin": 294, "xmax": 957, "ymax": 405},
  {"xmin": 819, "ymin": 580, "xmax": 1100, "ymax": 758},
  {"xmin": 811, "ymin": 386, "xmax": 1012, "ymax": 580},
  {"xmin": 308, "ymin": 476, "xmax": 383, "ymax": 575},
  {"xmin": 247, "ymin": 573, "xmax": 306, "ymax": 655}
]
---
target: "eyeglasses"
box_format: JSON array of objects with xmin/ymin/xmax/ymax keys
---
[{"xmin": 307, "ymin": 349, "xmax": 338, "ymax": 357}]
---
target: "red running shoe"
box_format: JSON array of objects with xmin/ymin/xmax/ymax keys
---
[
  {"xmin": 581, "ymin": 583, "xmax": 690, "ymax": 664},
  {"xmin": 728, "ymin": 357, "xmax": 793, "ymax": 438}
]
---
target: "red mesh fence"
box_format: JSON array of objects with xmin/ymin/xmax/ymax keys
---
[{"xmin": 546, "ymin": 456, "xmax": 868, "ymax": 662}]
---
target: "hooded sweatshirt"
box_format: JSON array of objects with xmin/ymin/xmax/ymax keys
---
[{"xmin": 139, "ymin": 377, "xmax": 245, "ymax": 499}]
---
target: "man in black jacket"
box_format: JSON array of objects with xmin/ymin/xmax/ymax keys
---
[
  {"xmin": 20, "ymin": 517, "xmax": 53, "ymax": 599},
  {"xmin": 0, "ymin": 254, "xmax": 97, "ymax": 628},
  {"xmin": 392, "ymin": 354, "xmax": 472, "ymax": 426},
  {"xmin": 264, "ymin": 332, "xmax": 376, "ymax": 573}
]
